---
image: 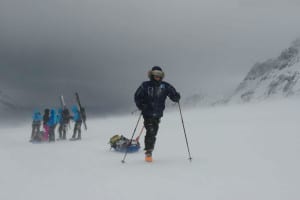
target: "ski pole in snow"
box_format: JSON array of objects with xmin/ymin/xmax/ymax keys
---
[
  {"xmin": 121, "ymin": 113, "xmax": 143, "ymax": 164},
  {"xmin": 178, "ymin": 102, "xmax": 192, "ymax": 162}
]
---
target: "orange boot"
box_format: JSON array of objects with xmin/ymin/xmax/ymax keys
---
[{"xmin": 145, "ymin": 151, "xmax": 153, "ymax": 162}]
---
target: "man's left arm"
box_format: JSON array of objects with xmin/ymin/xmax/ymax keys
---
[{"xmin": 167, "ymin": 84, "xmax": 181, "ymax": 103}]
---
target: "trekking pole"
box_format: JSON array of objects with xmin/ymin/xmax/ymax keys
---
[
  {"xmin": 121, "ymin": 113, "xmax": 143, "ymax": 164},
  {"xmin": 178, "ymin": 102, "xmax": 192, "ymax": 162},
  {"xmin": 135, "ymin": 126, "xmax": 144, "ymax": 142}
]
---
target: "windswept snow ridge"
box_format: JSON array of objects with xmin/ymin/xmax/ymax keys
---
[{"xmin": 231, "ymin": 39, "xmax": 300, "ymax": 102}]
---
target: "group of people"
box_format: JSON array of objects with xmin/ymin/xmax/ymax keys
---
[{"xmin": 30, "ymin": 105, "xmax": 85, "ymax": 142}]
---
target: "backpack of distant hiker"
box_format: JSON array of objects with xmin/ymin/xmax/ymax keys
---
[{"xmin": 109, "ymin": 135, "xmax": 140, "ymax": 153}]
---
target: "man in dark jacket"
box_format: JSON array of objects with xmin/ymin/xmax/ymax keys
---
[
  {"xmin": 134, "ymin": 66, "xmax": 180, "ymax": 162},
  {"xmin": 42, "ymin": 108, "xmax": 50, "ymax": 141},
  {"xmin": 58, "ymin": 108, "xmax": 71, "ymax": 140}
]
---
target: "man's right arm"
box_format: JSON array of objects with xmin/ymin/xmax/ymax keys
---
[{"xmin": 134, "ymin": 83, "xmax": 145, "ymax": 110}]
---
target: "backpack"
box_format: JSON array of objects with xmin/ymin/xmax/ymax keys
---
[{"xmin": 109, "ymin": 135, "xmax": 140, "ymax": 153}]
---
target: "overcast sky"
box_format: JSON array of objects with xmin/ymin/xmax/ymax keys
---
[{"xmin": 1, "ymin": 0, "xmax": 300, "ymax": 113}]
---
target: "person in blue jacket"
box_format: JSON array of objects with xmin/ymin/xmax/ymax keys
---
[
  {"xmin": 71, "ymin": 105, "xmax": 82, "ymax": 140},
  {"xmin": 134, "ymin": 66, "xmax": 180, "ymax": 161},
  {"xmin": 30, "ymin": 110, "xmax": 42, "ymax": 141},
  {"xmin": 48, "ymin": 109, "xmax": 58, "ymax": 142}
]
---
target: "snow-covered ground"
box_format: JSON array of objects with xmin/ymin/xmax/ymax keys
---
[{"xmin": 1, "ymin": 98, "xmax": 300, "ymax": 200}]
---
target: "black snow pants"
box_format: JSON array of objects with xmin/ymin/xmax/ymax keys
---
[
  {"xmin": 72, "ymin": 121, "xmax": 82, "ymax": 139},
  {"xmin": 31, "ymin": 123, "xmax": 41, "ymax": 140},
  {"xmin": 143, "ymin": 118, "xmax": 160, "ymax": 151},
  {"xmin": 59, "ymin": 123, "xmax": 68, "ymax": 139},
  {"xmin": 49, "ymin": 125, "xmax": 56, "ymax": 142}
]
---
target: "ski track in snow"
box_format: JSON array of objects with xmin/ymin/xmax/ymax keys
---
[{"xmin": 1, "ymin": 98, "xmax": 300, "ymax": 200}]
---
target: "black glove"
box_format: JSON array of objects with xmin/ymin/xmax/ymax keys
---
[{"xmin": 174, "ymin": 92, "xmax": 181, "ymax": 103}]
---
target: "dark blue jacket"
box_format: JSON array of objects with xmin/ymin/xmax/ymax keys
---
[{"xmin": 135, "ymin": 80, "xmax": 180, "ymax": 118}]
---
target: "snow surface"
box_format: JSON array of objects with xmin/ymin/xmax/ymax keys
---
[{"xmin": 1, "ymin": 98, "xmax": 300, "ymax": 200}]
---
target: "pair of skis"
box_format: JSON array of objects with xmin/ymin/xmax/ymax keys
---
[
  {"xmin": 75, "ymin": 92, "xmax": 87, "ymax": 130},
  {"xmin": 59, "ymin": 92, "xmax": 87, "ymax": 131}
]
